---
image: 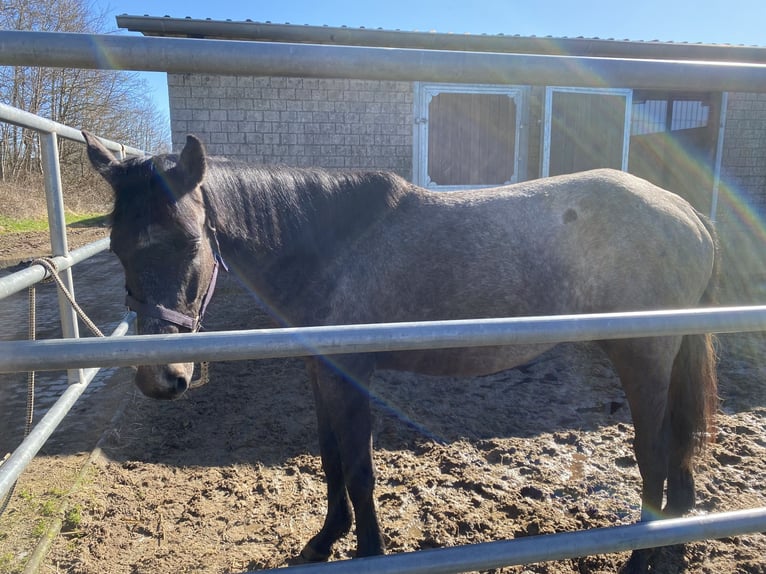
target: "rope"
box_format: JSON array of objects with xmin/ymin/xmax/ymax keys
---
[
  {"xmin": 25, "ymin": 282, "xmax": 38, "ymax": 435},
  {"xmin": 0, "ymin": 272, "xmax": 43, "ymax": 514},
  {"xmin": 0, "ymin": 256, "xmax": 211, "ymax": 514},
  {"xmin": 190, "ymin": 361, "xmax": 210, "ymax": 389},
  {"xmin": 0, "ymin": 257, "xmax": 106, "ymax": 516},
  {"xmin": 32, "ymin": 258, "xmax": 104, "ymax": 338}
]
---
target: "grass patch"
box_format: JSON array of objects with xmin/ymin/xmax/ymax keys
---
[
  {"xmin": 0, "ymin": 551, "xmax": 21, "ymax": 574},
  {"xmin": 39, "ymin": 499, "xmax": 59, "ymax": 517},
  {"xmin": 63, "ymin": 505, "xmax": 83, "ymax": 531},
  {"xmin": 31, "ymin": 519, "xmax": 48, "ymax": 538},
  {"xmin": 17, "ymin": 489, "xmax": 33, "ymax": 502},
  {"xmin": 0, "ymin": 213, "xmax": 108, "ymax": 234}
]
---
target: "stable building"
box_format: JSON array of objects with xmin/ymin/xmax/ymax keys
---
[{"xmin": 118, "ymin": 15, "xmax": 766, "ymax": 294}]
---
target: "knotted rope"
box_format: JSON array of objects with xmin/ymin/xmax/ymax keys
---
[
  {"xmin": 0, "ymin": 257, "xmax": 104, "ymax": 515},
  {"xmin": 0, "ymin": 256, "xmax": 210, "ymax": 514}
]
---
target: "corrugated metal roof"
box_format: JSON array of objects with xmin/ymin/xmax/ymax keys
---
[{"xmin": 116, "ymin": 15, "xmax": 766, "ymax": 63}]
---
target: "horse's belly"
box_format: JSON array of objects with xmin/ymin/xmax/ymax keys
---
[{"xmin": 378, "ymin": 344, "xmax": 556, "ymax": 377}]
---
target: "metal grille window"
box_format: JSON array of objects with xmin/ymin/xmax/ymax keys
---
[
  {"xmin": 672, "ymin": 100, "xmax": 710, "ymax": 131},
  {"xmin": 426, "ymin": 92, "xmax": 517, "ymax": 186},
  {"xmin": 542, "ymin": 87, "xmax": 632, "ymax": 177},
  {"xmin": 414, "ymin": 83, "xmax": 526, "ymax": 190},
  {"xmin": 631, "ymin": 100, "xmax": 668, "ymax": 135}
]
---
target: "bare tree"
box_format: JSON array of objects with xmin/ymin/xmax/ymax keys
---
[{"xmin": 0, "ymin": 0, "xmax": 169, "ymax": 198}]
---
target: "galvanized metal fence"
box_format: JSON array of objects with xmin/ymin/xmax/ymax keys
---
[
  {"xmin": 0, "ymin": 102, "xmax": 142, "ymax": 505},
  {"xmin": 0, "ymin": 31, "xmax": 765, "ymax": 573}
]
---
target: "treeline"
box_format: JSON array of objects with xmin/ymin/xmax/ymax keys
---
[{"xmin": 0, "ymin": 0, "xmax": 169, "ymax": 215}]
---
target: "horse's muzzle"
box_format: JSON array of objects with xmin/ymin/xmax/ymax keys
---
[{"xmin": 134, "ymin": 363, "xmax": 194, "ymax": 400}]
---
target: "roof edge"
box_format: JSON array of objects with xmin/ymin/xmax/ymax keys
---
[{"xmin": 116, "ymin": 15, "xmax": 766, "ymax": 63}]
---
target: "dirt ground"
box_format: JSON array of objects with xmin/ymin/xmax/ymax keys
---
[{"xmin": 0, "ymin": 229, "xmax": 765, "ymax": 574}]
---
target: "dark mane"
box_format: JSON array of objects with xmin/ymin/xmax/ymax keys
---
[
  {"xmin": 195, "ymin": 158, "xmax": 414, "ymax": 318},
  {"xmin": 202, "ymin": 157, "xmax": 411, "ymax": 254}
]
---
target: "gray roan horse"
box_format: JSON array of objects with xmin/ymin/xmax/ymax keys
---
[{"xmin": 83, "ymin": 131, "xmax": 718, "ymax": 573}]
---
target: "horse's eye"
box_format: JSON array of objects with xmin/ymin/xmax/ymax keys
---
[{"xmin": 188, "ymin": 237, "xmax": 203, "ymax": 252}]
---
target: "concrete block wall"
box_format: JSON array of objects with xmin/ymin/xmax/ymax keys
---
[
  {"xmin": 721, "ymin": 92, "xmax": 766, "ymax": 217},
  {"xmin": 717, "ymin": 92, "xmax": 766, "ymax": 296},
  {"xmin": 168, "ymin": 74, "xmax": 414, "ymax": 178}
]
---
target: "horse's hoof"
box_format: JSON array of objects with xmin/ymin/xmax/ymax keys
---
[
  {"xmin": 618, "ymin": 549, "xmax": 651, "ymax": 574},
  {"xmin": 299, "ymin": 543, "xmax": 331, "ymax": 563}
]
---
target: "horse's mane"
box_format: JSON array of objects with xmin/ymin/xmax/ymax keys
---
[
  {"xmin": 108, "ymin": 151, "xmax": 413, "ymax": 280},
  {"xmin": 202, "ymin": 157, "xmax": 412, "ymax": 253}
]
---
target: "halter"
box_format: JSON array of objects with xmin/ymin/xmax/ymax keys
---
[{"xmin": 125, "ymin": 225, "xmax": 227, "ymax": 333}]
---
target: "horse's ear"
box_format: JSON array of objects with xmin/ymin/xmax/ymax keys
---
[
  {"xmin": 178, "ymin": 135, "xmax": 206, "ymax": 188},
  {"xmin": 82, "ymin": 130, "xmax": 118, "ymax": 179}
]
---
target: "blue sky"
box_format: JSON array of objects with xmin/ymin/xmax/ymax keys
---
[{"xmin": 93, "ymin": 0, "xmax": 766, "ymax": 122}]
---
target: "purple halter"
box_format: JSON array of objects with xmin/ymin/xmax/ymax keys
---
[
  {"xmin": 125, "ymin": 256, "xmax": 221, "ymax": 332},
  {"xmin": 125, "ymin": 227, "xmax": 227, "ymax": 332}
]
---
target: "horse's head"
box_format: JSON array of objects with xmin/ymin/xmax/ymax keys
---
[{"xmin": 83, "ymin": 131, "xmax": 217, "ymax": 399}]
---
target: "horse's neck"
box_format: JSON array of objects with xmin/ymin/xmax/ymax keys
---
[
  {"xmin": 206, "ymin": 178, "xmax": 314, "ymax": 259},
  {"xmin": 204, "ymin": 165, "xmax": 407, "ymax": 318},
  {"xmin": 209, "ymin": 166, "xmax": 405, "ymax": 259}
]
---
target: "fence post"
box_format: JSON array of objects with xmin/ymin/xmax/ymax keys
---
[{"xmin": 39, "ymin": 131, "xmax": 83, "ymax": 384}]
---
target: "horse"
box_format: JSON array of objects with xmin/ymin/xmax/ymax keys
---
[{"xmin": 83, "ymin": 130, "xmax": 718, "ymax": 573}]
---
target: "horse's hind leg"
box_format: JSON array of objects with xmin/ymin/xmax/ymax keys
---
[
  {"xmin": 665, "ymin": 406, "xmax": 696, "ymax": 519},
  {"xmin": 665, "ymin": 447, "xmax": 695, "ymax": 517},
  {"xmin": 601, "ymin": 337, "xmax": 680, "ymax": 574}
]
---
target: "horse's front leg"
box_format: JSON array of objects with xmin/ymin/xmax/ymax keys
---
[
  {"xmin": 300, "ymin": 359, "xmax": 353, "ymax": 561},
  {"xmin": 301, "ymin": 356, "xmax": 384, "ymax": 561}
]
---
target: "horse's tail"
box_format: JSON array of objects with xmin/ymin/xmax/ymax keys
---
[{"xmin": 668, "ymin": 214, "xmax": 719, "ymax": 468}]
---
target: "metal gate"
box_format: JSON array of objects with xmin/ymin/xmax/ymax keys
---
[
  {"xmin": 0, "ymin": 102, "xmax": 142, "ymax": 503},
  {"xmin": 0, "ymin": 31, "xmax": 765, "ymax": 573}
]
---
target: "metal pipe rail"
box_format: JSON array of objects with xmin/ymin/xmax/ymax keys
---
[
  {"xmin": 0, "ymin": 102, "xmax": 144, "ymax": 157},
  {"xmin": 1, "ymin": 31, "xmax": 766, "ymax": 92},
  {"xmin": 0, "ymin": 237, "xmax": 110, "ymax": 300},
  {"xmin": 0, "ymin": 33, "xmax": 763, "ymax": 573},
  {"xmin": 252, "ymin": 507, "xmax": 766, "ymax": 574},
  {"xmin": 1, "ymin": 305, "xmax": 765, "ymax": 373},
  {"xmin": 0, "ymin": 103, "xmax": 144, "ymax": 512},
  {"xmin": 0, "ymin": 313, "xmax": 135, "ymax": 502}
]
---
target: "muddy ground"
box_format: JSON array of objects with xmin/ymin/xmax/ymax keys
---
[{"xmin": 0, "ymin": 230, "xmax": 764, "ymax": 574}]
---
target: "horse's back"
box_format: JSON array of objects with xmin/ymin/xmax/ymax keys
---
[
  {"xmin": 332, "ymin": 169, "xmax": 714, "ymax": 315},
  {"xmin": 320, "ymin": 168, "xmax": 716, "ymax": 376}
]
